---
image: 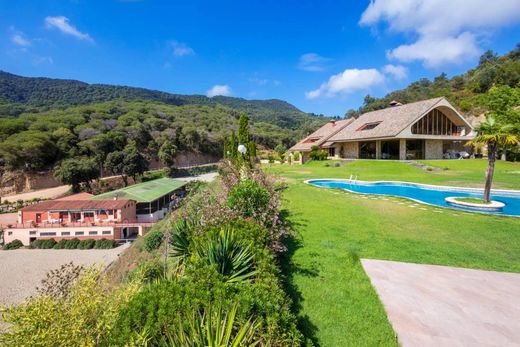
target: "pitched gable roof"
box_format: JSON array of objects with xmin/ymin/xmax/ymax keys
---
[
  {"xmin": 290, "ymin": 118, "xmax": 354, "ymax": 152},
  {"xmin": 329, "ymin": 97, "xmax": 447, "ymax": 141}
]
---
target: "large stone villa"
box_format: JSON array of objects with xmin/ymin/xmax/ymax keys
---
[{"xmin": 290, "ymin": 97, "xmax": 475, "ymax": 162}]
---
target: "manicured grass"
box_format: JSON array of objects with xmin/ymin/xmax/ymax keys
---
[
  {"xmin": 268, "ymin": 160, "xmax": 520, "ymax": 346},
  {"xmin": 268, "ymin": 159, "xmax": 520, "ymax": 190},
  {"xmin": 452, "ymin": 197, "xmax": 491, "ymax": 204}
]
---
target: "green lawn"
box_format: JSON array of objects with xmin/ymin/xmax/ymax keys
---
[{"xmin": 268, "ymin": 160, "xmax": 520, "ymax": 346}]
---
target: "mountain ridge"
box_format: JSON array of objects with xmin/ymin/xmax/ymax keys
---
[{"xmin": 0, "ymin": 70, "xmax": 316, "ymax": 130}]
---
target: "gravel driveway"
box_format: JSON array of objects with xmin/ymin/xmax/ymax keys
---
[{"xmin": 0, "ymin": 245, "xmax": 128, "ymax": 306}]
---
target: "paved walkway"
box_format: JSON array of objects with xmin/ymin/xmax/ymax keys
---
[{"xmin": 362, "ymin": 259, "xmax": 520, "ymax": 347}]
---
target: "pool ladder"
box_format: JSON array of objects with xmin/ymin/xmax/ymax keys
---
[{"xmin": 349, "ymin": 174, "xmax": 358, "ymax": 183}]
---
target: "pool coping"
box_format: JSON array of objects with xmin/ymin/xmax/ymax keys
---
[{"xmin": 304, "ymin": 178, "xmax": 520, "ymax": 217}]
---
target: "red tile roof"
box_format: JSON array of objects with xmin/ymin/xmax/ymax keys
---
[
  {"xmin": 21, "ymin": 199, "xmax": 133, "ymax": 212},
  {"xmin": 56, "ymin": 192, "xmax": 94, "ymax": 201}
]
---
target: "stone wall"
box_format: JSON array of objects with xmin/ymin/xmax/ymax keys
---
[
  {"xmin": 342, "ymin": 142, "xmax": 359, "ymax": 159},
  {"xmin": 0, "ymin": 170, "xmax": 61, "ymax": 197},
  {"xmin": 425, "ymin": 140, "xmax": 443, "ymax": 159}
]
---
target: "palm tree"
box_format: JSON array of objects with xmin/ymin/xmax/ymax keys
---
[{"xmin": 471, "ymin": 115, "xmax": 518, "ymax": 202}]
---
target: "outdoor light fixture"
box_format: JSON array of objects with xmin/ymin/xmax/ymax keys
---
[{"xmin": 238, "ymin": 144, "xmax": 247, "ymax": 154}]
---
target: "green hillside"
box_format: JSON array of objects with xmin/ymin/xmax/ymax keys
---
[
  {"xmin": 350, "ymin": 44, "xmax": 520, "ymax": 119},
  {"xmin": 0, "ymin": 71, "xmax": 323, "ymax": 131}
]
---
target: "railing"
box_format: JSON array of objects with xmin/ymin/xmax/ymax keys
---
[{"xmin": 1, "ymin": 220, "xmax": 155, "ymax": 229}]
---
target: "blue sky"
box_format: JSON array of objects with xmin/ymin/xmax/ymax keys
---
[{"xmin": 1, "ymin": 1, "xmax": 519, "ymax": 116}]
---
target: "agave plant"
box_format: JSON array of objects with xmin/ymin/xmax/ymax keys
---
[
  {"xmin": 168, "ymin": 219, "xmax": 196, "ymax": 275},
  {"xmin": 161, "ymin": 304, "xmax": 262, "ymax": 347},
  {"xmin": 199, "ymin": 228, "xmax": 257, "ymax": 283}
]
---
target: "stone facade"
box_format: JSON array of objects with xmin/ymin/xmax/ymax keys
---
[
  {"xmin": 425, "ymin": 140, "xmax": 443, "ymax": 159},
  {"xmin": 341, "ymin": 142, "xmax": 359, "ymax": 159}
]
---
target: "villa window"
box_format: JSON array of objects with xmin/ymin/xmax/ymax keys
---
[
  {"xmin": 89, "ymin": 231, "xmax": 98, "ymax": 235},
  {"xmin": 357, "ymin": 122, "xmax": 381, "ymax": 131},
  {"xmin": 102, "ymin": 230, "xmax": 111, "ymax": 235},
  {"xmin": 61, "ymin": 232, "xmax": 70, "ymax": 236},
  {"xmin": 8, "ymin": 231, "xmax": 12, "ymax": 236},
  {"xmin": 359, "ymin": 141, "xmax": 377, "ymax": 159},
  {"xmin": 411, "ymin": 109, "xmax": 459, "ymax": 135},
  {"xmin": 75, "ymin": 231, "xmax": 84, "ymax": 236},
  {"xmin": 40, "ymin": 232, "xmax": 57, "ymax": 237}
]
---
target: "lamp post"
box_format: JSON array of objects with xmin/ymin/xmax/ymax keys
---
[{"xmin": 238, "ymin": 144, "xmax": 247, "ymax": 155}]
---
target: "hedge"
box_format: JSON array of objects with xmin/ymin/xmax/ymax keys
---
[{"xmin": 31, "ymin": 238, "xmax": 117, "ymax": 250}]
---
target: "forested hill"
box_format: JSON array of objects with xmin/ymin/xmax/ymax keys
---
[
  {"xmin": 350, "ymin": 44, "xmax": 520, "ymax": 120},
  {"xmin": 0, "ymin": 71, "xmax": 318, "ymax": 130}
]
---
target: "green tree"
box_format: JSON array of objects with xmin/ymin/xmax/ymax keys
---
[
  {"xmin": 471, "ymin": 87, "xmax": 519, "ymax": 202},
  {"xmin": 105, "ymin": 143, "xmax": 148, "ymax": 186},
  {"xmin": 0, "ymin": 130, "xmax": 57, "ymax": 171},
  {"xmin": 275, "ymin": 144, "xmax": 286, "ymax": 160},
  {"xmin": 53, "ymin": 157, "xmax": 100, "ymax": 193},
  {"xmin": 158, "ymin": 140, "xmax": 177, "ymax": 168}
]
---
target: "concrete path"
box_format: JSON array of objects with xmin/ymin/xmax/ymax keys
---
[
  {"xmin": 0, "ymin": 244, "xmax": 129, "ymax": 306},
  {"xmin": 362, "ymin": 259, "xmax": 520, "ymax": 347}
]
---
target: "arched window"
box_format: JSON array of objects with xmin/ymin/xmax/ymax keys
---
[{"xmin": 411, "ymin": 109, "xmax": 459, "ymax": 135}]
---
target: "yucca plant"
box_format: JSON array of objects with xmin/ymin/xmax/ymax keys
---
[
  {"xmin": 161, "ymin": 304, "xmax": 262, "ymax": 347},
  {"xmin": 169, "ymin": 219, "xmax": 196, "ymax": 275},
  {"xmin": 198, "ymin": 228, "xmax": 257, "ymax": 283}
]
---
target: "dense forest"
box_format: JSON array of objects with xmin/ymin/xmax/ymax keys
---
[
  {"xmin": 0, "ymin": 73, "xmax": 328, "ymax": 177},
  {"xmin": 0, "ymin": 70, "xmax": 324, "ymax": 130},
  {"xmin": 349, "ymin": 44, "xmax": 520, "ymax": 119}
]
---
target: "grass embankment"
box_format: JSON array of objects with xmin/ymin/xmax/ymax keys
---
[{"xmin": 267, "ymin": 160, "xmax": 520, "ymax": 346}]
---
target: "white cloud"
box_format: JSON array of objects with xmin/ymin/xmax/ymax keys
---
[
  {"xmin": 360, "ymin": 0, "xmax": 520, "ymax": 67},
  {"xmin": 32, "ymin": 56, "xmax": 54, "ymax": 66},
  {"xmin": 11, "ymin": 32, "xmax": 31, "ymax": 47},
  {"xmin": 249, "ymin": 77, "xmax": 269, "ymax": 86},
  {"xmin": 387, "ymin": 32, "xmax": 479, "ymax": 68},
  {"xmin": 45, "ymin": 16, "xmax": 94, "ymax": 42},
  {"xmin": 382, "ymin": 64, "xmax": 408, "ymax": 80},
  {"xmin": 298, "ymin": 53, "xmax": 331, "ymax": 72},
  {"xmin": 305, "ymin": 68, "xmax": 385, "ymax": 99},
  {"xmin": 206, "ymin": 84, "xmax": 231, "ymax": 97},
  {"xmin": 170, "ymin": 40, "xmax": 194, "ymax": 57}
]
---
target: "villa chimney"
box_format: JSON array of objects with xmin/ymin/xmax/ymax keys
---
[{"xmin": 389, "ymin": 100, "xmax": 402, "ymax": 107}]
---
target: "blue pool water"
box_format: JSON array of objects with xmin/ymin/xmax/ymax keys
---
[{"xmin": 307, "ymin": 179, "xmax": 520, "ymax": 217}]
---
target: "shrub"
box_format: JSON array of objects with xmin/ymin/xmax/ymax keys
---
[
  {"xmin": 267, "ymin": 154, "xmax": 275, "ymax": 163},
  {"xmin": 309, "ymin": 145, "xmax": 328, "ymax": 160},
  {"xmin": 334, "ymin": 162, "xmax": 341, "ymax": 167},
  {"xmin": 3, "ymin": 239, "xmax": 23, "ymax": 250},
  {"xmin": 143, "ymin": 227, "xmax": 164, "ymax": 252},
  {"xmin": 31, "ymin": 239, "xmax": 43, "ymax": 249},
  {"xmin": 95, "ymin": 238, "xmax": 117, "ymax": 249},
  {"xmin": 40, "ymin": 238, "xmax": 57, "ymax": 249},
  {"xmin": 0, "ymin": 267, "xmax": 140, "ymax": 347},
  {"xmin": 126, "ymin": 258, "xmax": 164, "ymax": 283},
  {"xmin": 323, "ymin": 162, "xmax": 330, "ymax": 167},
  {"xmin": 53, "ymin": 239, "xmax": 69, "ymax": 249},
  {"xmin": 78, "ymin": 239, "xmax": 95, "ymax": 249},
  {"xmin": 64, "ymin": 237, "xmax": 80, "ymax": 249},
  {"xmin": 293, "ymin": 151, "xmax": 300, "ymax": 161},
  {"xmin": 227, "ymin": 179, "xmax": 270, "ymax": 218}
]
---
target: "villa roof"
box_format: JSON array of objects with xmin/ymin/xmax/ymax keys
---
[
  {"xmin": 90, "ymin": 177, "xmax": 187, "ymax": 203},
  {"xmin": 290, "ymin": 118, "xmax": 354, "ymax": 152},
  {"xmin": 329, "ymin": 97, "xmax": 446, "ymax": 142},
  {"xmin": 56, "ymin": 192, "xmax": 94, "ymax": 201},
  {"xmin": 21, "ymin": 199, "xmax": 132, "ymax": 212}
]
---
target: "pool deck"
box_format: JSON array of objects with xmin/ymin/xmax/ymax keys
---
[{"xmin": 362, "ymin": 259, "xmax": 520, "ymax": 347}]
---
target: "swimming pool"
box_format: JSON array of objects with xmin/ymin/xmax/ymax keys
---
[{"xmin": 306, "ymin": 179, "xmax": 520, "ymax": 217}]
